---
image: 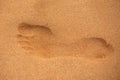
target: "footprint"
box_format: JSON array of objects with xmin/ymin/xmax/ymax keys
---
[
  {"xmin": 17, "ymin": 23, "xmax": 82, "ymax": 58},
  {"xmin": 17, "ymin": 23, "xmax": 55, "ymax": 58},
  {"xmin": 75, "ymin": 37, "xmax": 114, "ymax": 60},
  {"xmin": 17, "ymin": 23, "xmax": 114, "ymax": 60}
]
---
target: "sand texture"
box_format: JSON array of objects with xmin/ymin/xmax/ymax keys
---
[{"xmin": 0, "ymin": 0, "xmax": 120, "ymax": 80}]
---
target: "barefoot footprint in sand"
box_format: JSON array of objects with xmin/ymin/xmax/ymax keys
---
[
  {"xmin": 17, "ymin": 23, "xmax": 114, "ymax": 60},
  {"xmin": 17, "ymin": 23, "xmax": 71, "ymax": 58}
]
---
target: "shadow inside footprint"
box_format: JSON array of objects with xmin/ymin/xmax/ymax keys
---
[
  {"xmin": 18, "ymin": 23, "xmax": 53, "ymax": 36},
  {"xmin": 17, "ymin": 22, "xmax": 55, "ymax": 58},
  {"xmin": 80, "ymin": 37, "xmax": 114, "ymax": 60}
]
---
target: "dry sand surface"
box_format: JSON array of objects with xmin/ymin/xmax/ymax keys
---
[{"xmin": 0, "ymin": 0, "xmax": 120, "ymax": 80}]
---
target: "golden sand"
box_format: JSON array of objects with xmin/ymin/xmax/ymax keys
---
[{"xmin": 0, "ymin": 0, "xmax": 120, "ymax": 80}]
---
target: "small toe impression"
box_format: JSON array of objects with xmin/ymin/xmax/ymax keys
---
[
  {"xmin": 18, "ymin": 41, "xmax": 31, "ymax": 46},
  {"xmin": 81, "ymin": 37, "xmax": 114, "ymax": 60},
  {"xmin": 17, "ymin": 34, "xmax": 33, "ymax": 41}
]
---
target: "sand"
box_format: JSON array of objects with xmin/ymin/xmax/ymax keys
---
[{"xmin": 0, "ymin": 0, "xmax": 120, "ymax": 80}]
